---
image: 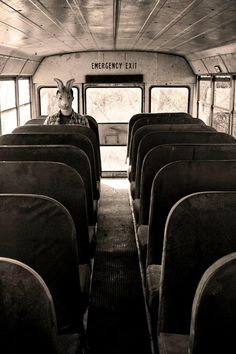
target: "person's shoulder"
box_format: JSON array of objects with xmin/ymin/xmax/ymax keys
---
[
  {"xmin": 73, "ymin": 111, "xmax": 83, "ymax": 118},
  {"xmin": 73, "ymin": 111, "xmax": 90, "ymax": 127},
  {"xmin": 44, "ymin": 112, "xmax": 60, "ymax": 124},
  {"xmin": 72, "ymin": 110, "xmax": 83, "ymax": 119}
]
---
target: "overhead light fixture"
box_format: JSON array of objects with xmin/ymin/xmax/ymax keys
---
[{"xmin": 214, "ymin": 65, "xmax": 222, "ymax": 73}]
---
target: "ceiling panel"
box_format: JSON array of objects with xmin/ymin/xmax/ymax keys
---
[{"xmin": 0, "ymin": 0, "xmax": 234, "ymax": 70}]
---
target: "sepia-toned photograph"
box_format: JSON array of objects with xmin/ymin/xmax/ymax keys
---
[{"xmin": 0, "ymin": 1, "xmax": 235, "ymax": 353}]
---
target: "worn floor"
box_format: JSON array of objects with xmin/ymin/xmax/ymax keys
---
[{"xmin": 85, "ymin": 178, "xmax": 152, "ymax": 354}]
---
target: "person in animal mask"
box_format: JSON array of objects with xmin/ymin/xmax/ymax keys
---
[{"xmin": 44, "ymin": 78, "xmax": 90, "ymax": 126}]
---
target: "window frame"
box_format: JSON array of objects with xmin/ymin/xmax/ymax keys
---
[
  {"xmin": 38, "ymin": 85, "xmax": 80, "ymax": 117},
  {"xmin": 0, "ymin": 76, "xmax": 32, "ymax": 134},
  {"xmin": 83, "ymin": 82, "xmax": 144, "ymax": 123},
  {"xmin": 197, "ymin": 75, "xmax": 235, "ymax": 135},
  {"xmin": 149, "ymin": 85, "xmax": 191, "ymax": 113}
]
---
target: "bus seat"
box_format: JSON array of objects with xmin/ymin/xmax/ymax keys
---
[
  {"xmin": 84, "ymin": 114, "xmax": 100, "ymax": 145},
  {"xmin": 0, "ymin": 194, "xmax": 85, "ymax": 334},
  {"xmin": 189, "ymin": 252, "xmax": 236, "ymax": 354},
  {"xmin": 128, "ymin": 116, "xmax": 207, "ymax": 159},
  {"xmin": 0, "ymin": 133, "xmax": 100, "ymax": 200},
  {"xmin": 24, "ymin": 114, "xmax": 100, "ymax": 144},
  {"xmin": 146, "ymin": 161, "xmax": 236, "ymax": 337},
  {"xmin": 137, "ymin": 143, "xmax": 236, "ymax": 227},
  {"xmin": 24, "ymin": 117, "xmax": 45, "ymax": 125},
  {"xmin": 0, "ymin": 161, "xmax": 93, "ymax": 280},
  {"xmin": 127, "ymin": 112, "xmax": 195, "ymax": 157},
  {"xmin": 0, "ymin": 144, "xmax": 97, "ymax": 225},
  {"xmin": 0, "ymin": 257, "xmax": 83, "ymax": 353},
  {"xmin": 131, "ymin": 131, "xmax": 235, "ymax": 202},
  {"xmin": 129, "ymin": 124, "xmax": 224, "ymax": 187},
  {"xmin": 13, "ymin": 124, "xmax": 101, "ymax": 177},
  {"xmin": 0, "ymin": 257, "xmax": 59, "ymax": 354},
  {"xmin": 158, "ymin": 192, "xmax": 236, "ymax": 353}
]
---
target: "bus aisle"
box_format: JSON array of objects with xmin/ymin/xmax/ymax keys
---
[{"xmin": 85, "ymin": 178, "xmax": 152, "ymax": 354}]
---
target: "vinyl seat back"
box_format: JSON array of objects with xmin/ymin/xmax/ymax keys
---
[
  {"xmin": 159, "ymin": 192, "xmax": 236, "ymax": 335},
  {"xmin": 0, "ymin": 195, "xmax": 83, "ymax": 332},
  {"xmin": 0, "ymin": 257, "xmax": 58, "ymax": 354},
  {"xmin": 127, "ymin": 112, "xmax": 194, "ymax": 156},
  {"xmin": 13, "ymin": 124, "xmax": 101, "ymax": 176},
  {"xmin": 0, "ymin": 161, "xmax": 90, "ymax": 264},
  {"xmin": 189, "ymin": 252, "xmax": 236, "ymax": 354},
  {"xmin": 0, "ymin": 144, "xmax": 96, "ymax": 223},
  {"xmin": 129, "ymin": 124, "xmax": 213, "ymax": 181},
  {"xmin": 128, "ymin": 116, "xmax": 206, "ymax": 159},
  {"xmin": 139, "ymin": 143, "xmax": 236, "ymax": 225},
  {"xmin": 0, "ymin": 133, "xmax": 99, "ymax": 199}
]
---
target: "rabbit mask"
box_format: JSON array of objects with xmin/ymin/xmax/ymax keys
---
[{"xmin": 54, "ymin": 78, "xmax": 75, "ymax": 115}]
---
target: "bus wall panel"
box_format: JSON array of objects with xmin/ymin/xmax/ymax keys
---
[
  {"xmin": 224, "ymin": 53, "xmax": 236, "ymax": 73},
  {"xmin": 1, "ymin": 57, "xmax": 26, "ymax": 75},
  {"xmin": 33, "ymin": 51, "xmax": 195, "ymax": 85},
  {"xmin": 20, "ymin": 60, "xmax": 41, "ymax": 76},
  {"xmin": 203, "ymin": 56, "xmax": 228, "ymax": 74},
  {"xmin": 0, "ymin": 56, "xmax": 8, "ymax": 74}
]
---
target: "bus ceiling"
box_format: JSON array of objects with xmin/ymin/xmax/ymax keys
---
[{"xmin": 0, "ymin": 0, "xmax": 235, "ymax": 76}]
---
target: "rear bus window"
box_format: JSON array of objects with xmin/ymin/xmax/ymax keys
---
[
  {"xmin": 86, "ymin": 87, "xmax": 142, "ymax": 123},
  {"xmin": 150, "ymin": 86, "xmax": 189, "ymax": 113},
  {"xmin": 39, "ymin": 87, "xmax": 79, "ymax": 116}
]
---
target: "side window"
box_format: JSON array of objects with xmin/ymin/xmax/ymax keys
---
[
  {"xmin": 150, "ymin": 86, "xmax": 189, "ymax": 113},
  {"xmin": 0, "ymin": 80, "xmax": 17, "ymax": 135},
  {"xmin": 0, "ymin": 78, "xmax": 31, "ymax": 135},
  {"xmin": 39, "ymin": 87, "xmax": 79, "ymax": 116},
  {"xmin": 212, "ymin": 77, "xmax": 231, "ymax": 133},
  {"xmin": 18, "ymin": 79, "xmax": 31, "ymax": 126},
  {"xmin": 233, "ymin": 83, "xmax": 236, "ymax": 138},
  {"xmin": 198, "ymin": 77, "xmax": 212, "ymax": 125}
]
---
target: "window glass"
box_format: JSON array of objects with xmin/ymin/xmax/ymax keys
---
[
  {"xmin": 19, "ymin": 104, "xmax": 31, "ymax": 125},
  {"xmin": 212, "ymin": 109, "xmax": 230, "ymax": 133},
  {"xmin": 199, "ymin": 80, "xmax": 212, "ymax": 104},
  {"xmin": 232, "ymin": 88, "xmax": 236, "ymax": 137},
  {"xmin": 100, "ymin": 146, "xmax": 127, "ymax": 171},
  {"xmin": 214, "ymin": 79, "xmax": 231, "ymax": 109},
  {"xmin": 1, "ymin": 109, "xmax": 17, "ymax": 134},
  {"xmin": 86, "ymin": 87, "xmax": 142, "ymax": 123},
  {"xmin": 151, "ymin": 87, "xmax": 189, "ymax": 112},
  {"xmin": 198, "ymin": 79, "xmax": 212, "ymax": 125},
  {"xmin": 0, "ymin": 80, "xmax": 16, "ymax": 110},
  {"xmin": 212, "ymin": 79, "xmax": 231, "ymax": 132},
  {"xmin": 232, "ymin": 113, "xmax": 236, "ymax": 138},
  {"xmin": 40, "ymin": 87, "xmax": 78, "ymax": 116},
  {"xmin": 198, "ymin": 103, "xmax": 211, "ymax": 125},
  {"xmin": 19, "ymin": 79, "xmax": 30, "ymax": 105}
]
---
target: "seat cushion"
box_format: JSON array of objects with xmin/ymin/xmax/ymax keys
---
[
  {"xmin": 132, "ymin": 198, "xmax": 140, "ymax": 223},
  {"xmin": 158, "ymin": 333, "xmax": 189, "ymax": 354},
  {"xmin": 137, "ymin": 225, "xmax": 149, "ymax": 267}
]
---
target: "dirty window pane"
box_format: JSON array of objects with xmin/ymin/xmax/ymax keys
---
[
  {"xmin": 0, "ymin": 80, "xmax": 16, "ymax": 110},
  {"xmin": 214, "ymin": 79, "xmax": 231, "ymax": 109},
  {"xmin": 1, "ymin": 109, "xmax": 17, "ymax": 134},
  {"xmin": 19, "ymin": 104, "xmax": 31, "ymax": 125},
  {"xmin": 151, "ymin": 87, "xmax": 189, "ymax": 112},
  {"xmin": 100, "ymin": 146, "xmax": 127, "ymax": 171},
  {"xmin": 40, "ymin": 87, "xmax": 78, "ymax": 115},
  {"xmin": 19, "ymin": 79, "xmax": 30, "ymax": 105},
  {"xmin": 86, "ymin": 87, "xmax": 142, "ymax": 123},
  {"xmin": 212, "ymin": 79, "xmax": 231, "ymax": 132}
]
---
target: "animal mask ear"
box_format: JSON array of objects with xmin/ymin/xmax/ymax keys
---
[
  {"xmin": 65, "ymin": 79, "xmax": 75, "ymax": 92},
  {"xmin": 54, "ymin": 78, "xmax": 64, "ymax": 92}
]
